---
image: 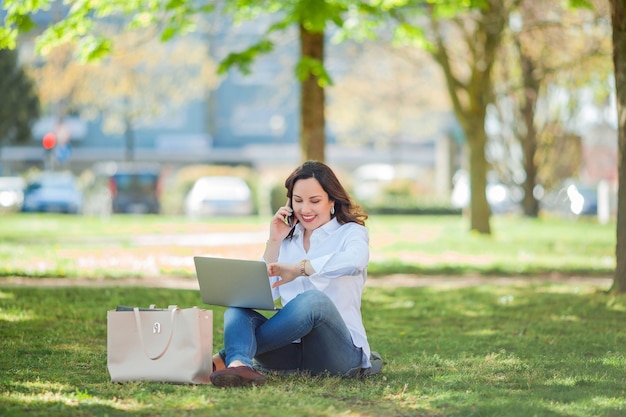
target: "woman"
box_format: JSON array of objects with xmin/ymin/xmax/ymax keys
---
[{"xmin": 210, "ymin": 161, "xmax": 381, "ymax": 387}]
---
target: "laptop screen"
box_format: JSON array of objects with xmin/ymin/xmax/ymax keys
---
[{"xmin": 194, "ymin": 256, "xmax": 278, "ymax": 310}]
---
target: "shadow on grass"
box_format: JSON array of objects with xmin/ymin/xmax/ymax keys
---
[{"xmin": 1, "ymin": 284, "xmax": 625, "ymax": 417}]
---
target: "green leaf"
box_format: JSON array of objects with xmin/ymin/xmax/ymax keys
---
[
  {"xmin": 268, "ymin": 18, "xmax": 294, "ymax": 34},
  {"xmin": 370, "ymin": 0, "xmax": 411, "ymax": 9},
  {"xmin": 197, "ymin": 4, "xmax": 215, "ymax": 13},
  {"xmin": 128, "ymin": 13, "xmax": 156, "ymax": 29},
  {"xmin": 566, "ymin": 0, "xmax": 594, "ymax": 10},
  {"xmin": 76, "ymin": 36, "xmax": 112, "ymax": 62},
  {"xmin": 295, "ymin": 57, "xmax": 333, "ymax": 87},
  {"xmin": 393, "ymin": 23, "xmax": 435, "ymax": 51},
  {"xmin": 0, "ymin": 28, "xmax": 18, "ymax": 50},
  {"xmin": 218, "ymin": 39, "xmax": 275, "ymax": 75},
  {"xmin": 13, "ymin": 14, "xmax": 37, "ymax": 34},
  {"xmin": 3, "ymin": 0, "xmax": 53, "ymax": 14},
  {"xmin": 296, "ymin": 0, "xmax": 347, "ymax": 32},
  {"xmin": 165, "ymin": 0, "xmax": 186, "ymax": 11},
  {"xmin": 161, "ymin": 26, "xmax": 178, "ymax": 42}
]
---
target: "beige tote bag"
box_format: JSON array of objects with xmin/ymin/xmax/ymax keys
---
[{"xmin": 107, "ymin": 305, "xmax": 213, "ymax": 384}]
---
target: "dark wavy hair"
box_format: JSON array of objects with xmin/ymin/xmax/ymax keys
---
[{"xmin": 284, "ymin": 161, "xmax": 368, "ymax": 232}]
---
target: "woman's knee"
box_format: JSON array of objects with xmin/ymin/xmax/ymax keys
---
[
  {"xmin": 297, "ymin": 289, "xmax": 328, "ymax": 303},
  {"xmin": 224, "ymin": 307, "xmax": 266, "ymax": 329},
  {"xmin": 224, "ymin": 306, "xmax": 253, "ymax": 322},
  {"xmin": 294, "ymin": 290, "xmax": 335, "ymax": 316}
]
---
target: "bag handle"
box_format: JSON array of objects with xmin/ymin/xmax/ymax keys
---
[{"xmin": 133, "ymin": 306, "xmax": 179, "ymax": 360}]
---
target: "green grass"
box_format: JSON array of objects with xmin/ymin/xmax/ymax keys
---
[
  {"xmin": 0, "ymin": 213, "xmax": 617, "ymax": 279},
  {"xmin": 1, "ymin": 282, "xmax": 625, "ymax": 416},
  {"xmin": 0, "ymin": 213, "xmax": 623, "ymax": 416}
]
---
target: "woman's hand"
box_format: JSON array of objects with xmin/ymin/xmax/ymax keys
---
[
  {"xmin": 264, "ymin": 201, "xmax": 295, "ymax": 263},
  {"xmin": 268, "ymin": 262, "xmax": 300, "ymax": 288},
  {"xmin": 268, "ymin": 200, "xmax": 296, "ymax": 242}
]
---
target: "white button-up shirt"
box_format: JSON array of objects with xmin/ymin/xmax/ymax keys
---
[{"xmin": 268, "ymin": 218, "xmax": 372, "ymax": 369}]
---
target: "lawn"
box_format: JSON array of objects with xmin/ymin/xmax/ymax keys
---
[
  {"xmin": 1, "ymin": 281, "xmax": 624, "ymax": 416},
  {"xmin": 0, "ymin": 213, "xmax": 623, "ymax": 416},
  {"xmin": 0, "ymin": 213, "xmax": 617, "ymax": 279}
]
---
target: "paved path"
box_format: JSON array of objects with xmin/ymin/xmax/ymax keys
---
[{"xmin": 0, "ymin": 274, "xmax": 614, "ymax": 290}]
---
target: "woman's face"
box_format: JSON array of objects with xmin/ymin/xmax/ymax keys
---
[{"xmin": 292, "ymin": 177, "xmax": 334, "ymax": 232}]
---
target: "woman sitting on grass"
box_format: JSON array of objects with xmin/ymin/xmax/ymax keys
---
[{"xmin": 210, "ymin": 160, "xmax": 382, "ymax": 387}]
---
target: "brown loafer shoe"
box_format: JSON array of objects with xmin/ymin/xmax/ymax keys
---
[
  {"xmin": 212, "ymin": 354, "xmax": 226, "ymax": 373},
  {"xmin": 210, "ymin": 366, "xmax": 266, "ymax": 388}
]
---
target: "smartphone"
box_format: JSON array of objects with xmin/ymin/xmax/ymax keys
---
[{"xmin": 286, "ymin": 198, "xmax": 295, "ymax": 227}]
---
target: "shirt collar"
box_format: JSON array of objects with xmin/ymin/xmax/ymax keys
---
[{"xmin": 297, "ymin": 217, "xmax": 340, "ymax": 237}]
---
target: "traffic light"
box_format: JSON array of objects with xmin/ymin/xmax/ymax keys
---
[{"xmin": 42, "ymin": 132, "xmax": 56, "ymax": 150}]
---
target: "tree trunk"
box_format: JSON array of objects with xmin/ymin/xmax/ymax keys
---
[
  {"xmin": 467, "ymin": 123, "xmax": 492, "ymax": 234},
  {"xmin": 428, "ymin": 1, "xmax": 508, "ymax": 235},
  {"xmin": 299, "ymin": 25, "xmax": 325, "ymax": 162},
  {"xmin": 610, "ymin": 0, "xmax": 626, "ymax": 294},
  {"xmin": 519, "ymin": 47, "xmax": 540, "ymax": 217}
]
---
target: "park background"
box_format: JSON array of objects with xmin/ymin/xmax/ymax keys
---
[
  {"xmin": 1, "ymin": 1, "xmax": 626, "ymax": 416},
  {"xmin": 0, "ymin": 1, "xmax": 619, "ymax": 225}
]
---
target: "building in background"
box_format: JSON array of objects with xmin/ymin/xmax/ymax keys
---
[{"xmin": 1, "ymin": 5, "xmax": 461, "ymax": 169}]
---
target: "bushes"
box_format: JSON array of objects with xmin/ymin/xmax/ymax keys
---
[
  {"xmin": 268, "ymin": 176, "xmax": 460, "ymax": 216},
  {"xmin": 159, "ymin": 165, "xmax": 460, "ymax": 216},
  {"xmin": 355, "ymin": 178, "xmax": 460, "ymax": 216}
]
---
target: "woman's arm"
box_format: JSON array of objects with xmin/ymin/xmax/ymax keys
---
[
  {"xmin": 263, "ymin": 239, "xmax": 282, "ymax": 264},
  {"xmin": 269, "ymin": 224, "xmax": 369, "ymax": 288},
  {"xmin": 263, "ymin": 201, "xmax": 296, "ymax": 263},
  {"xmin": 307, "ymin": 226, "xmax": 369, "ymax": 279}
]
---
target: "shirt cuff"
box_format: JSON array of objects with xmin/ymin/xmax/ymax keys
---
[{"xmin": 308, "ymin": 254, "xmax": 331, "ymax": 276}]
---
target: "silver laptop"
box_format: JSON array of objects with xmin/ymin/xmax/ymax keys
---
[{"xmin": 193, "ymin": 256, "xmax": 278, "ymax": 310}]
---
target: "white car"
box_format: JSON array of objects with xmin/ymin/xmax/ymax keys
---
[
  {"xmin": 0, "ymin": 176, "xmax": 25, "ymax": 211},
  {"xmin": 184, "ymin": 176, "xmax": 254, "ymax": 217}
]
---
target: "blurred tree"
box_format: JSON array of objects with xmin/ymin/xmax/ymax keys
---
[
  {"xmin": 609, "ymin": 0, "xmax": 626, "ymax": 294},
  {"xmin": 0, "ymin": 48, "xmax": 40, "ymax": 158},
  {"xmin": 327, "ymin": 40, "xmax": 454, "ymax": 203},
  {"xmin": 299, "ymin": 22, "xmax": 326, "ymax": 162},
  {"xmin": 328, "ymin": 41, "xmax": 450, "ymax": 151},
  {"xmin": 0, "ymin": 1, "xmax": 209, "ymax": 56},
  {"xmin": 392, "ymin": 0, "xmax": 515, "ymax": 234},
  {"xmin": 214, "ymin": 0, "xmax": 386, "ymax": 163},
  {"xmin": 490, "ymin": 0, "xmax": 612, "ymax": 217},
  {"xmin": 28, "ymin": 28, "xmax": 218, "ymax": 161},
  {"xmin": 391, "ymin": 0, "xmax": 610, "ymax": 231}
]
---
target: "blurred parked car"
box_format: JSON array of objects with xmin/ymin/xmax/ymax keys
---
[
  {"xmin": 184, "ymin": 176, "xmax": 254, "ymax": 217},
  {"xmin": 21, "ymin": 172, "xmax": 83, "ymax": 214},
  {"xmin": 352, "ymin": 163, "xmax": 421, "ymax": 203},
  {"xmin": 451, "ymin": 170, "xmax": 521, "ymax": 214},
  {"xmin": 108, "ymin": 165, "xmax": 161, "ymax": 214},
  {"xmin": 352, "ymin": 163, "xmax": 396, "ymax": 202},
  {"xmin": 0, "ymin": 176, "xmax": 25, "ymax": 212},
  {"xmin": 565, "ymin": 184, "xmax": 598, "ymax": 216},
  {"xmin": 541, "ymin": 181, "xmax": 598, "ymax": 216}
]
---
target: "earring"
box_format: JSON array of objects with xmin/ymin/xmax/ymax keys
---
[{"xmin": 330, "ymin": 206, "xmax": 335, "ymax": 215}]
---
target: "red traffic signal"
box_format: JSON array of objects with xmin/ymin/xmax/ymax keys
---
[{"xmin": 42, "ymin": 132, "xmax": 57, "ymax": 150}]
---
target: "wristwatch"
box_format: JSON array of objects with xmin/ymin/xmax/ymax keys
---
[{"xmin": 299, "ymin": 259, "xmax": 309, "ymax": 276}]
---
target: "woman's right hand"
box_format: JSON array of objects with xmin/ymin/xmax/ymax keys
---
[{"xmin": 268, "ymin": 201, "xmax": 296, "ymax": 242}]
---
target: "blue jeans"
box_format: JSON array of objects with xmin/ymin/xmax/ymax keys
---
[{"xmin": 218, "ymin": 290, "xmax": 363, "ymax": 377}]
